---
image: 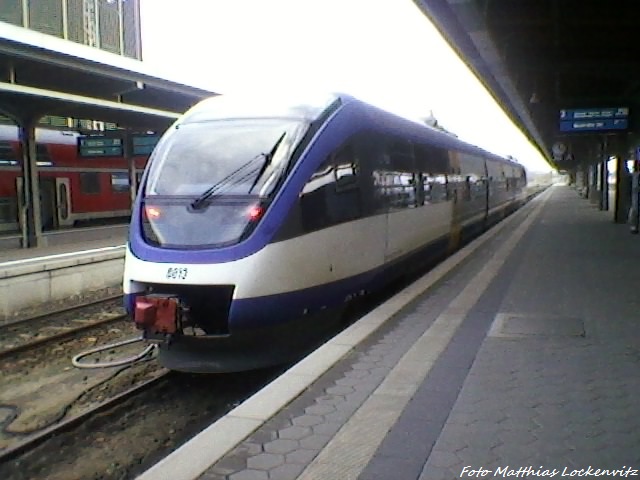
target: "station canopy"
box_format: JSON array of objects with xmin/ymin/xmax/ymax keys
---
[
  {"xmin": 415, "ymin": 0, "xmax": 640, "ymax": 168},
  {"xmin": 0, "ymin": 22, "xmax": 215, "ymax": 130}
]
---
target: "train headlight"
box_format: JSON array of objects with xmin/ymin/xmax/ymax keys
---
[
  {"xmin": 144, "ymin": 205, "xmax": 162, "ymax": 219},
  {"xmin": 246, "ymin": 204, "xmax": 265, "ymax": 222}
]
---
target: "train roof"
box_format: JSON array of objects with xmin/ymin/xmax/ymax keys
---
[
  {"xmin": 340, "ymin": 96, "xmax": 521, "ymax": 168},
  {"xmin": 180, "ymin": 91, "xmax": 350, "ymax": 124},
  {"xmin": 173, "ymin": 91, "xmax": 522, "ymax": 169}
]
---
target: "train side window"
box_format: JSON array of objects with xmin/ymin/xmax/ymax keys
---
[
  {"xmin": 520, "ymin": 169, "xmax": 527, "ymax": 188},
  {"xmin": 0, "ymin": 141, "xmax": 17, "ymax": 165},
  {"xmin": 328, "ymin": 144, "xmax": 362, "ymax": 221},
  {"xmin": 36, "ymin": 144, "xmax": 52, "ymax": 166},
  {"xmin": 350, "ymin": 131, "xmax": 386, "ymax": 215},
  {"xmin": 300, "ymin": 142, "xmax": 362, "ymax": 232},
  {"xmin": 458, "ymin": 153, "xmax": 486, "ymax": 201},
  {"xmin": 375, "ymin": 170, "xmax": 416, "ymax": 210},
  {"xmin": 373, "ymin": 136, "xmax": 417, "ymax": 210},
  {"xmin": 300, "ymin": 158, "xmax": 333, "ymax": 232},
  {"xmin": 460, "ymin": 176, "xmax": 469, "ymax": 201},
  {"xmin": 389, "ymin": 138, "xmax": 413, "ymax": 161},
  {"xmin": 431, "ymin": 174, "xmax": 448, "ymax": 202},
  {"xmin": 111, "ymin": 173, "xmax": 130, "ymax": 193},
  {"xmin": 0, "ymin": 196, "xmax": 18, "ymax": 223},
  {"xmin": 80, "ymin": 172, "xmax": 101, "ymax": 194},
  {"xmin": 334, "ymin": 144, "xmax": 358, "ymax": 192},
  {"xmin": 414, "ymin": 144, "xmax": 448, "ymax": 203}
]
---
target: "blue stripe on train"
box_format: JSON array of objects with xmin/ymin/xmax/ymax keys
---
[{"xmin": 228, "ymin": 233, "xmax": 452, "ymax": 330}]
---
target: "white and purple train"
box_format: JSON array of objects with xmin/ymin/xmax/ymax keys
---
[{"xmin": 123, "ymin": 93, "xmax": 527, "ymax": 372}]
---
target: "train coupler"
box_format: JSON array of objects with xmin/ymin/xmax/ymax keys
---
[
  {"xmin": 134, "ymin": 295, "xmax": 179, "ymax": 334},
  {"xmin": 143, "ymin": 331, "xmax": 175, "ymax": 347}
]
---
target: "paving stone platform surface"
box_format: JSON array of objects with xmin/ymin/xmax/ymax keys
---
[{"xmin": 196, "ymin": 186, "xmax": 640, "ymax": 480}]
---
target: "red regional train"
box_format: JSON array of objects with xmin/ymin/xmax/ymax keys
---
[{"xmin": 0, "ymin": 124, "xmax": 150, "ymax": 233}]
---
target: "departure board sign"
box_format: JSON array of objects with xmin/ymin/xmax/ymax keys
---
[
  {"xmin": 559, "ymin": 107, "xmax": 629, "ymax": 132},
  {"xmin": 78, "ymin": 136, "xmax": 124, "ymax": 157},
  {"xmin": 132, "ymin": 134, "xmax": 160, "ymax": 156}
]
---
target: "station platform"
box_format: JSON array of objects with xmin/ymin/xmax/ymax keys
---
[
  {"xmin": 0, "ymin": 224, "xmax": 126, "ymax": 263},
  {"xmin": 138, "ymin": 185, "xmax": 640, "ymax": 480},
  {"xmin": 0, "ymin": 225, "xmax": 127, "ymax": 324}
]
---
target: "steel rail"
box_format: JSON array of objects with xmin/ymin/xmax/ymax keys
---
[
  {"xmin": 0, "ymin": 314, "xmax": 129, "ymax": 361},
  {"xmin": 2, "ymin": 293, "xmax": 123, "ymax": 330},
  {"xmin": 0, "ymin": 370, "xmax": 171, "ymax": 463}
]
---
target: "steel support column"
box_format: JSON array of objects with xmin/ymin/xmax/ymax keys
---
[
  {"xmin": 575, "ymin": 164, "xmax": 588, "ymax": 197},
  {"xmin": 599, "ymin": 158, "xmax": 609, "ymax": 211},
  {"xmin": 615, "ymin": 156, "xmax": 632, "ymax": 223},
  {"xmin": 124, "ymin": 129, "xmax": 138, "ymax": 208},
  {"xmin": 18, "ymin": 119, "xmax": 44, "ymax": 248},
  {"xmin": 589, "ymin": 164, "xmax": 599, "ymax": 204}
]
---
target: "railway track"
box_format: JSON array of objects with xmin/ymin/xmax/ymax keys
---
[
  {"xmin": 0, "ymin": 294, "xmax": 127, "ymax": 360},
  {"xmin": 0, "ymin": 369, "xmax": 171, "ymax": 464},
  {"xmin": 0, "ymin": 292, "xmax": 163, "ymax": 464},
  {"xmin": 0, "ymin": 314, "xmax": 129, "ymax": 361},
  {"xmin": 3, "ymin": 292, "xmax": 123, "ymax": 329},
  {"xmin": 0, "ymin": 365, "xmax": 283, "ymax": 480}
]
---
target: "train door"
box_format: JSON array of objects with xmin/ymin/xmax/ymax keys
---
[
  {"xmin": 55, "ymin": 177, "xmax": 73, "ymax": 227},
  {"xmin": 447, "ymin": 150, "xmax": 463, "ymax": 252},
  {"xmin": 39, "ymin": 177, "xmax": 57, "ymax": 230},
  {"xmin": 15, "ymin": 177, "xmax": 23, "ymax": 231},
  {"xmin": 374, "ymin": 137, "xmax": 420, "ymax": 263},
  {"xmin": 0, "ymin": 178, "xmax": 19, "ymax": 233}
]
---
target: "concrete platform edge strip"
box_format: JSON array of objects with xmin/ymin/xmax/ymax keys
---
[
  {"xmin": 0, "ymin": 245, "xmax": 125, "ymax": 278},
  {"xmin": 135, "ymin": 189, "xmax": 553, "ymax": 480}
]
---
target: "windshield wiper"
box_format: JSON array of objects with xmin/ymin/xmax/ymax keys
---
[
  {"xmin": 248, "ymin": 131, "xmax": 287, "ymax": 193},
  {"xmin": 190, "ymin": 132, "xmax": 287, "ymax": 210},
  {"xmin": 190, "ymin": 156, "xmax": 261, "ymax": 210}
]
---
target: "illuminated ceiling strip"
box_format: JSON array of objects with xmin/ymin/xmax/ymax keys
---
[
  {"xmin": 0, "ymin": 21, "xmax": 210, "ymax": 94},
  {"xmin": 0, "ymin": 81, "xmax": 181, "ymax": 119}
]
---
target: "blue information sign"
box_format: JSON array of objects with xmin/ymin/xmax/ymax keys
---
[
  {"xmin": 560, "ymin": 107, "xmax": 629, "ymax": 120},
  {"xmin": 560, "ymin": 118, "xmax": 628, "ymax": 132},
  {"xmin": 132, "ymin": 134, "xmax": 160, "ymax": 156},
  {"xmin": 78, "ymin": 136, "xmax": 124, "ymax": 157},
  {"xmin": 559, "ymin": 107, "xmax": 629, "ymax": 132}
]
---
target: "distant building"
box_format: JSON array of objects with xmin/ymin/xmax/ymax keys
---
[
  {"xmin": 0, "ymin": 0, "xmax": 142, "ymax": 129},
  {"xmin": 0, "ymin": 0, "xmax": 142, "ymax": 60}
]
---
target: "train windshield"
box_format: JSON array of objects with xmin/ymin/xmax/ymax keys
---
[
  {"xmin": 145, "ymin": 119, "xmax": 305, "ymax": 197},
  {"xmin": 141, "ymin": 118, "xmax": 308, "ymax": 248}
]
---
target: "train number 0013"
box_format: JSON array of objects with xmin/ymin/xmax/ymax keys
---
[{"xmin": 166, "ymin": 267, "xmax": 188, "ymax": 280}]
